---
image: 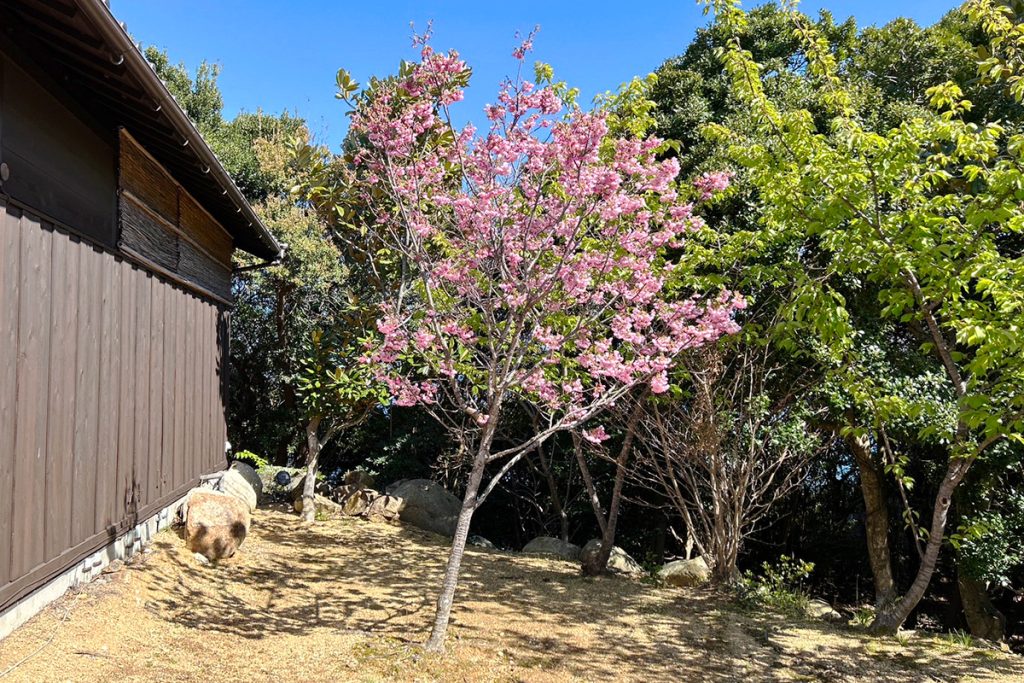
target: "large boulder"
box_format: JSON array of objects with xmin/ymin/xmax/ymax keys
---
[
  {"xmin": 365, "ymin": 494, "xmax": 404, "ymax": 523},
  {"xmin": 658, "ymin": 557, "xmax": 711, "ymax": 587},
  {"xmin": 523, "ymin": 536, "xmax": 582, "ymax": 561},
  {"xmin": 228, "ymin": 461, "xmax": 263, "ymax": 499},
  {"xmin": 340, "ymin": 488, "xmax": 376, "ymax": 517},
  {"xmin": 580, "ymin": 539, "xmax": 645, "ymax": 576},
  {"xmin": 343, "ymin": 469, "xmax": 377, "ymax": 490},
  {"xmin": 186, "ymin": 490, "xmax": 250, "ymax": 561},
  {"xmin": 385, "ymin": 479, "xmax": 461, "ymax": 537},
  {"xmin": 217, "ymin": 468, "xmax": 258, "ymax": 512}
]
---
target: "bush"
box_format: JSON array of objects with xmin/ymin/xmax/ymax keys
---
[
  {"xmin": 736, "ymin": 554, "xmax": 815, "ymax": 616},
  {"xmin": 233, "ymin": 449, "xmax": 269, "ymax": 470}
]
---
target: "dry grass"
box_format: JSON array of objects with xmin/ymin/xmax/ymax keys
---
[{"xmin": 1, "ymin": 505, "xmax": 1022, "ymax": 682}]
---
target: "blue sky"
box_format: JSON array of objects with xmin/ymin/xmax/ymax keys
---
[{"xmin": 112, "ymin": 1, "xmax": 960, "ymax": 150}]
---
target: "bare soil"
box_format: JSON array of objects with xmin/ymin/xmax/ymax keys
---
[{"xmin": 1, "ymin": 505, "xmax": 1021, "ymax": 682}]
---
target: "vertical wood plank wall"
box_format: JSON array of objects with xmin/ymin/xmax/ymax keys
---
[{"xmin": 0, "ymin": 198, "xmax": 229, "ymax": 613}]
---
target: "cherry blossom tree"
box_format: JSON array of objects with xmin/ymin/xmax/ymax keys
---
[{"xmin": 346, "ymin": 31, "xmax": 743, "ymax": 650}]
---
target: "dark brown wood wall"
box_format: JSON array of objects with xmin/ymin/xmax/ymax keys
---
[
  {"xmin": 0, "ymin": 198, "xmax": 230, "ymax": 613},
  {"xmin": 0, "ymin": 51, "xmax": 117, "ymax": 247}
]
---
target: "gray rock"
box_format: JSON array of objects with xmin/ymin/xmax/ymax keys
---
[
  {"xmin": 289, "ymin": 474, "xmax": 309, "ymax": 502},
  {"xmin": 580, "ymin": 539, "xmax": 645, "ymax": 576},
  {"xmin": 806, "ymin": 599, "xmax": 843, "ymax": 622},
  {"xmin": 657, "ymin": 557, "xmax": 711, "ymax": 587},
  {"xmin": 228, "ymin": 461, "xmax": 263, "ymax": 498},
  {"xmin": 385, "ymin": 479, "xmax": 461, "ymax": 537},
  {"xmin": 522, "ymin": 536, "xmax": 581, "ymax": 561},
  {"xmin": 343, "ymin": 469, "xmax": 377, "ymax": 490},
  {"xmin": 468, "ymin": 535, "xmax": 496, "ymax": 549},
  {"xmin": 365, "ymin": 494, "xmax": 404, "ymax": 522},
  {"xmin": 216, "ymin": 468, "xmax": 258, "ymax": 513},
  {"xmin": 340, "ymin": 488, "xmax": 376, "ymax": 517}
]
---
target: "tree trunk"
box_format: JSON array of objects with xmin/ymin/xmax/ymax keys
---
[
  {"xmin": 582, "ymin": 399, "xmax": 644, "ymax": 576},
  {"xmin": 425, "ymin": 427, "xmax": 495, "ymax": 651},
  {"xmin": 573, "ymin": 433, "xmax": 608, "ymax": 537},
  {"xmin": 846, "ymin": 431, "xmax": 897, "ymax": 608},
  {"xmin": 870, "ymin": 456, "xmax": 973, "ymax": 634},
  {"xmin": 300, "ymin": 416, "xmax": 322, "ymax": 523},
  {"xmin": 953, "ymin": 471, "xmax": 1006, "ymax": 641},
  {"xmin": 653, "ymin": 513, "xmax": 667, "ymax": 563},
  {"xmin": 711, "ymin": 537, "xmax": 741, "ymax": 585},
  {"xmin": 536, "ymin": 445, "xmax": 570, "ymax": 543},
  {"xmin": 273, "ymin": 284, "xmax": 297, "ymax": 466},
  {"xmin": 958, "ymin": 573, "xmax": 1005, "ymax": 641}
]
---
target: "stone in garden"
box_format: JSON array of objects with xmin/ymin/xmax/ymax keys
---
[
  {"xmin": 657, "ymin": 557, "xmax": 711, "ymax": 587},
  {"xmin": 289, "ymin": 474, "xmax": 308, "ymax": 501},
  {"xmin": 293, "ymin": 493, "xmax": 343, "ymax": 518},
  {"xmin": 468, "ymin": 535, "xmax": 496, "ymax": 549},
  {"xmin": 217, "ymin": 467, "xmax": 258, "ymax": 512},
  {"xmin": 580, "ymin": 539, "xmax": 644, "ymax": 576},
  {"xmin": 385, "ymin": 479, "xmax": 462, "ymax": 537},
  {"xmin": 341, "ymin": 488, "xmax": 376, "ymax": 517},
  {"xmin": 806, "ymin": 599, "xmax": 843, "ymax": 622},
  {"xmin": 522, "ymin": 536, "xmax": 581, "ymax": 561},
  {"xmin": 365, "ymin": 493, "xmax": 404, "ymax": 522},
  {"xmin": 343, "ymin": 469, "xmax": 376, "ymax": 490},
  {"xmin": 228, "ymin": 460, "xmax": 263, "ymax": 498},
  {"xmin": 328, "ymin": 484, "xmax": 358, "ymax": 504},
  {"xmin": 185, "ymin": 489, "xmax": 250, "ymax": 561}
]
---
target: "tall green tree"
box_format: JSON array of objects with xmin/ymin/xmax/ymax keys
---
[
  {"xmin": 146, "ymin": 48, "xmax": 354, "ymax": 465},
  {"xmin": 703, "ymin": 0, "xmax": 1024, "ymax": 634}
]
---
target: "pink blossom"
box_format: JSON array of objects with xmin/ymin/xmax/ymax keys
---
[
  {"xmin": 694, "ymin": 170, "xmax": 734, "ymax": 201},
  {"xmin": 582, "ymin": 426, "xmax": 610, "ymax": 444},
  {"xmin": 351, "ymin": 32, "xmax": 743, "ymax": 421}
]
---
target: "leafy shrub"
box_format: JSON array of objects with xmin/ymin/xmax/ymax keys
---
[
  {"xmin": 736, "ymin": 555, "xmax": 815, "ymax": 616},
  {"xmin": 233, "ymin": 449, "xmax": 269, "ymax": 470},
  {"xmin": 953, "ymin": 489, "xmax": 1024, "ymax": 587}
]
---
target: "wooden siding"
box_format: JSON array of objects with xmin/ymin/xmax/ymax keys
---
[
  {"xmin": 0, "ymin": 51, "xmax": 117, "ymax": 247},
  {"xmin": 117, "ymin": 130, "xmax": 233, "ymax": 303},
  {"xmin": 0, "ymin": 198, "xmax": 229, "ymax": 613}
]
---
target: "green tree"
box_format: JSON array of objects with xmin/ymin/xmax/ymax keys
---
[
  {"xmin": 145, "ymin": 48, "xmax": 360, "ymax": 467},
  {"xmin": 703, "ymin": 0, "xmax": 1024, "ymax": 634}
]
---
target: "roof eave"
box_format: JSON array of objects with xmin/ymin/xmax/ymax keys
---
[{"xmin": 74, "ymin": 0, "xmax": 282, "ymax": 260}]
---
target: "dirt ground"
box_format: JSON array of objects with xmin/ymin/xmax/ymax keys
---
[{"xmin": 1, "ymin": 506, "xmax": 1022, "ymax": 682}]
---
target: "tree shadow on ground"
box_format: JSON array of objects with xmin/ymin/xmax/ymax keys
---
[{"xmin": 136, "ymin": 506, "xmax": 1024, "ymax": 682}]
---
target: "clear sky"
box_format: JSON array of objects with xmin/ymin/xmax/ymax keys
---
[{"xmin": 111, "ymin": 1, "xmax": 961, "ymax": 150}]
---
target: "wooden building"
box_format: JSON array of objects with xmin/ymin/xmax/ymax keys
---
[{"xmin": 0, "ymin": 0, "xmax": 281, "ymax": 631}]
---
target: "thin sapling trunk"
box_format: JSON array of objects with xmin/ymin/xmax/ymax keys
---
[
  {"xmin": 581, "ymin": 397, "xmax": 644, "ymax": 576},
  {"xmin": 425, "ymin": 423, "xmax": 496, "ymax": 651},
  {"xmin": 300, "ymin": 415, "xmax": 322, "ymax": 523}
]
